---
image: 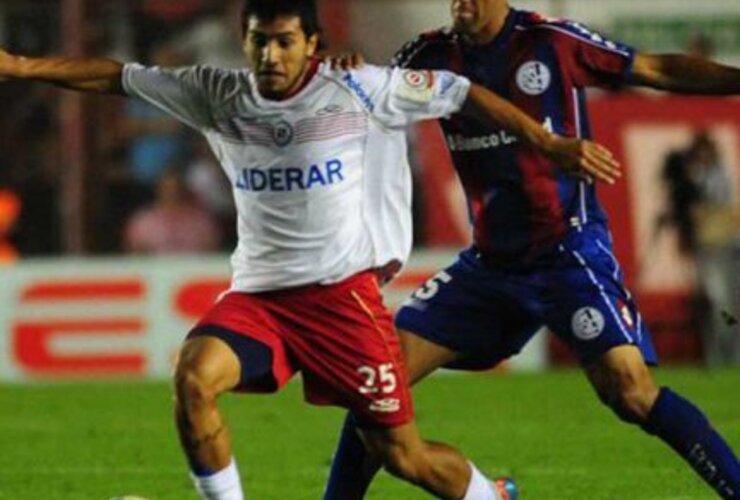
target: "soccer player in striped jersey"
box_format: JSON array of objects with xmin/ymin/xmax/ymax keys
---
[
  {"xmin": 323, "ymin": 1, "xmax": 740, "ymax": 499},
  {"xmin": 0, "ymin": 1, "xmax": 620, "ymax": 499}
]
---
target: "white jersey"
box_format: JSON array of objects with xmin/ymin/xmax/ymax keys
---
[{"xmin": 122, "ymin": 62, "xmax": 470, "ymax": 292}]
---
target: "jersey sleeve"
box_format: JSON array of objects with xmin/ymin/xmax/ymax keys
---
[
  {"xmin": 350, "ymin": 65, "xmax": 470, "ymax": 128},
  {"xmin": 391, "ymin": 31, "xmax": 452, "ymax": 71},
  {"xmin": 391, "ymin": 36, "xmax": 431, "ymax": 70},
  {"xmin": 121, "ymin": 63, "xmax": 238, "ymax": 130},
  {"xmin": 558, "ymin": 21, "xmax": 636, "ymax": 88}
]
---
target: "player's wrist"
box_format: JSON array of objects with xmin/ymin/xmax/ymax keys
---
[
  {"xmin": 12, "ymin": 56, "xmax": 30, "ymax": 78},
  {"xmin": 534, "ymin": 130, "xmax": 558, "ymax": 154},
  {"xmin": 2, "ymin": 54, "xmax": 32, "ymax": 79}
]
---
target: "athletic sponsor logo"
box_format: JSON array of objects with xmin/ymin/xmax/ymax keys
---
[
  {"xmin": 516, "ymin": 61, "xmax": 552, "ymax": 96},
  {"xmin": 564, "ymin": 21, "xmax": 622, "ymax": 51},
  {"xmin": 571, "ymin": 307, "xmax": 605, "ymax": 340},
  {"xmin": 272, "ymin": 120, "xmax": 294, "ymax": 147},
  {"xmin": 446, "ymin": 116, "xmax": 553, "ymax": 152},
  {"xmin": 369, "ymin": 398, "xmax": 401, "ymax": 413},
  {"xmin": 343, "ymin": 73, "xmax": 375, "ymax": 112},
  {"xmin": 689, "ymin": 444, "xmax": 735, "ymax": 496},
  {"xmin": 316, "ymin": 104, "xmax": 344, "ymax": 116},
  {"xmin": 234, "ymin": 159, "xmax": 344, "ymax": 192},
  {"xmin": 446, "ymin": 131, "xmax": 518, "ymax": 152}
]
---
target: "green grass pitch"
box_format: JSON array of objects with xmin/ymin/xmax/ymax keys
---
[{"xmin": 0, "ymin": 368, "xmax": 738, "ymax": 499}]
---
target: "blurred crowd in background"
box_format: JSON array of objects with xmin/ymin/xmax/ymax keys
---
[
  {"xmin": 0, "ymin": 0, "xmax": 737, "ymax": 364},
  {"xmin": 0, "ymin": 0, "xmax": 245, "ymax": 258}
]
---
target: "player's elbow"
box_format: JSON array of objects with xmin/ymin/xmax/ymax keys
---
[
  {"xmin": 629, "ymin": 53, "xmax": 690, "ymax": 92},
  {"xmin": 459, "ymin": 84, "xmax": 485, "ymax": 121},
  {"xmin": 75, "ymin": 78, "xmax": 125, "ymax": 95}
]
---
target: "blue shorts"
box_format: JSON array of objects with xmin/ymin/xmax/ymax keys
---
[{"xmin": 395, "ymin": 225, "xmax": 658, "ymax": 369}]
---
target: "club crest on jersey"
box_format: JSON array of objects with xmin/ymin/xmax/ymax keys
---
[
  {"xmin": 571, "ymin": 307, "xmax": 605, "ymax": 341},
  {"xmin": 399, "ymin": 70, "xmax": 435, "ymax": 104},
  {"xmin": 272, "ymin": 120, "xmax": 294, "ymax": 147},
  {"xmin": 516, "ymin": 61, "xmax": 552, "ymax": 96},
  {"xmin": 403, "ymin": 70, "xmax": 432, "ymax": 89}
]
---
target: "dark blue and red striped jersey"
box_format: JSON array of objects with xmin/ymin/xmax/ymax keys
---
[{"xmin": 393, "ymin": 9, "xmax": 635, "ymax": 266}]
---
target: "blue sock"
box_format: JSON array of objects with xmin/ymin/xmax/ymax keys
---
[
  {"xmin": 189, "ymin": 459, "xmax": 217, "ymax": 478},
  {"xmin": 323, "ymin": 414, "xmax": 379, "ymax": 500},
  {"xmin": 641, "ymin": 387, "xmax": 739, "ymax": 498}
]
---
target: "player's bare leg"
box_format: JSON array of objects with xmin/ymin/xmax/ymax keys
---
[
  {"xmin": 586, "ymin": 344, "xmax": 739, "ymax": 497},
  {"xmin": 584, "ymin": 344, "xmax": 658, "ymax": 423},
  {"xmin": 324, "ymin": 331, "xmax": 460, "ymax": 499},
  {"xmin": 400, "ymin": 329, "xmax": 462, "ymax": 384},
  {"xmin": 174, "ymin": 336, "xmax": 244, "ymax": 500},
  {"xmin": 359, "ymin": 420, "xmax": 501, "ymax": 499},
  {"xmin": 326, "ymin": 332, "xmax": 514, "ymax": 500}
]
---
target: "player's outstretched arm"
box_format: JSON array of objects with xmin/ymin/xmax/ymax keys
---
[
  {"xmin": 0, "ymin": 48, "xmax": 124, "ymax": 95},
  {"xmin": 630, "ymin": 53, "xmax": 740, "ymax": 95},
  {"xmin": 461, "ymin": 83, "xmax": 621, "ymax": 184}
]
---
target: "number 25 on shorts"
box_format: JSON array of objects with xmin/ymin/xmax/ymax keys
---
[{"xmin": 357, "ymin": 363, "xmax": 397, "ymax": 395}]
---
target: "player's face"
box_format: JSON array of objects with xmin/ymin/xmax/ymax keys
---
[
  {"xmin": 451, "ymin": 0, "xmax": 504, "ymax": 35},
  {"xmin": 244, "ymin": 15, "xmax": 319, "ymax": 98}
]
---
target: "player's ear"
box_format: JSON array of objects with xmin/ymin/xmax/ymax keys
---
[{"xmin": 306, "ymin": 33, "xmax": 320, "ymax": 57}]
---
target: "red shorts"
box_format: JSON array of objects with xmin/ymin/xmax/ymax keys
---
[{"xmin": 188, "ymin": 271, "xmax": 413, "ymax": 428}]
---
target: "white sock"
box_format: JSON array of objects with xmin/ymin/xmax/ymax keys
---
[
  {"xmin": 462, "ymin": 462, "xmax": 499, "ymax": 500},
  {"xmin": 191, "ymin": 459, "xmax": 244, "ymax": 500}
]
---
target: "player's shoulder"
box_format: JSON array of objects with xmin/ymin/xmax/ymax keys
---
[
  {"xmin": 513, "ymin": 9, "xmax": 582, "ymax": 35},
  {"xmin": 391, "ymin": 27, "xmax": 458, "ymax": 69},
  {"xmin": 320, "ymin": 62, "xmax": 393, "ymax": 88},
  {"xmin": 171, "ymin": 64, "xmax": 247, "ymax": 82},
  {"xmin": 174, "ymin": 64, "xmax": 251, "ymax": 96},
  {"xmin": 318, "ymin": 63, "xmax": 390, "ymax": 111},
  {"xmin": 513, "ymin": 9, "xmax": 629, "ymax": 53}
]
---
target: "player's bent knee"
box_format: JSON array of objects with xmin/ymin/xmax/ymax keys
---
[
  {"xmin": 174, "ymin": 367, "xmax": 218, "ymax": 410},
  {"xmin": 613, "ymin": 385, "xmax": 658, "ymax": 423},
  {"xmin": 590, "ymin": 347, "xmax": 659, "ymax": 424},
  {"xmin": 599, "ymin": 368, "xmax": 659, "ymax": 423},
  {"xmin": 173, "ymin": 337, "xmax": 242, "ymax": 406},
  {"xmin": 174, "ymin": 349, "xmax": 231, "ymax": 410}
]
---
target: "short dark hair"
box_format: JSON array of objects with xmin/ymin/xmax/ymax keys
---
[{"xmin": 241, "ymin": 0, "xmax": 324, "ymax": 45}]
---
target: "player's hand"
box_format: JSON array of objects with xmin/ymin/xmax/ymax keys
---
[
  {"xmin": 0, "ymin": 48, "xmax": 18, "ymax": 81},
  {"xmin": 319, "ymin": 51, "xmax": 365, "ymax": 70},
  {"xmin": 546, "ymin": 137, "xmax": 621, "ymax": 185},
  {"xmin": 0, "ymin": 48, "xmax": 12, "ymax": 80}
]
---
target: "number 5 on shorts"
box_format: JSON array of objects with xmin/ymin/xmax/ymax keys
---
[{"xmin": 413, "ymin": 270, "xmax": 452, "ymax": 301}]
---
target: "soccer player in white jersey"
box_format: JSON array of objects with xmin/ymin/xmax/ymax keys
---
[{"xmin": 0, "ymin": 0, "xmax": 620, "ymax": 498}]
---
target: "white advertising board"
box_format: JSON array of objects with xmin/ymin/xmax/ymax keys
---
[{"xmin": 0, "ymin": 252, "xmax": 546, "ymax": 382}]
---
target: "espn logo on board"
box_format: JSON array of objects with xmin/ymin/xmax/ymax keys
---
[
  {"xmin": 11, "ymin": 279, "xmax": 147, "ymax": 376},
  {"xmin": 3, "ymin": 273, "xmax": 229, "ymax": 379}
]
